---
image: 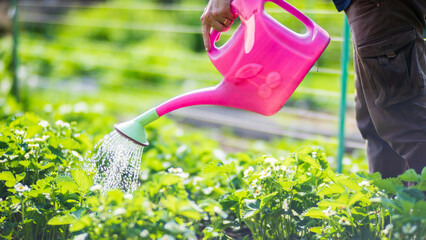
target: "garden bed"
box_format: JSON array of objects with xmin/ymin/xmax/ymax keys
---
[{"xmin": 1, "ymin": 112, "xmax": 425, "ymax": 240}]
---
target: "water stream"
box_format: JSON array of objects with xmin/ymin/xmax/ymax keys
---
[{"xmin": 87, "ymin": 130, "xmax": 144, "ymax": 193}]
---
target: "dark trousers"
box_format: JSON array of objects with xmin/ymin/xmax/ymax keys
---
[{"xmin": 345, "ymin": 0, "xmax": 426, "ymax": 178}]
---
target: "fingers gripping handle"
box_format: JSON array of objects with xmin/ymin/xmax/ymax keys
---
[
  {"xmin": 209, "ymin": 29, "xmax": 222, "ymax": 53},
  {"xmin": 208, "ymin": 0, "xmax": 315, "ymax": 54}
]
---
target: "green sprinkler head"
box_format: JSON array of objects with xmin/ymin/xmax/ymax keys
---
[{"xmin": 114, "ymin": 108, "xmax": 160, "ymax": 146}]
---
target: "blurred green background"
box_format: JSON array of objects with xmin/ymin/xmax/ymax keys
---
[{"xmin": 0, "ymin": 0, "xmax": 366, "ymax": 172}]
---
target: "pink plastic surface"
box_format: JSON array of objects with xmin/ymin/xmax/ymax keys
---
[{"xmin": 156, "ymin": 0, "xmax": 330, "ymax": 117}]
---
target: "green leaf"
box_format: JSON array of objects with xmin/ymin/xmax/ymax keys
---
[
  {"xmin": 260, "ymin": 192, "xmax": 277, "ymax": 209},
  {"xmin": 0, "ymin": 171, "xmax": 16, "ymax": 182},
  {"xmin": 56, "ymin": 176, "xmax": 79, "ymax": 194},
  {"xmin": 348, "ymin": 191, "xmax": 366, "ymax": 207},
  {"xmin": 58, "ymin": 138, "xmax": 80, "ymax": 150},
  {"xmin": 15, "ymin": 172, "xmax": 26, "ymax": 182},
  {"xmin": 19, "ymin": 160, "xmax": 31, "ymax": 167},
  {"xmin": 418, "ymin": 167, "xmax": 426, "ymax": 191},
  {"xmin": 0, "ymin": 171, "xmax": 17, "ymax": 187},
  {"xmin": 370, "ymin": 197, "xmax": 400, "ymax": 210},
  {"xmin": 397, "ymin": 189, "xmax": 424, "ymax": 203},
  {"xmin": 156, "ymin": 173, "xmax": 181, "ymax": 186},
  {"xmin": 412, "ymin": 201, "xmax": 426, "ymax": 217},
  {"xmin": 71, "ymin": 170, "xmax": 92, "ymax": 192},
  {"xmin": 242, "ymin": 210, "xmax": 258, "ymax": 219},
  {"xmin": 39, "ymin": 162, "xmax": 54, "ymax": 170},
  {"xmin": 372, "ymin": 179, "xmax": 397, "ymax": 195},
  {"xmin": 245, "ymin": 199, "xmax": 260, "ymax": 211},
  {"xmin": 44, "ymin": 153, "xmax": 57, "ymax": 160},
  {"xmin": 398, "ymin": 169, "xmax": 419, "ymax": 183},
  {"xmin": 339, "ymin": 178, "xmax": 362, "ymax": 192},
  {"xmin": 318, "ymin": 183, "xmax": 345, "ymax": 196},
  {"xmin": 48, "ymin": 215, "xmax": 76, "ymax": 225},
  {"xmin": 416, "ymin": 180, "xmax": 426, "ymax": 191},
  {"xmin": 421, "ymin": 167, "xmax": 426, "ymax": 182},
  {"xmin": 303, "ymin": 208, "xmax": 328, "ymax": 219},
  {"xmin": 202, "ymin": 160, "xmax": 235, "ymax": 175},
  {"xmin": 241, "ymin": 199, "xmax": 261, "ymax": 219},
  {"xmin": 26, "ymin": 125, "xmax": 42, "ymax": 139},
  {"xmin": 70, "ymin": 215, "xmax": 92, "ymax": 232},
  {"xmin": 317, "ymin": 199, "xmax": 345, "ymax": 210},
  {"xmin": 279, "ymin": 181, "xmax": 293, "ymax": 191},
  {"xmin": 310, "ymin": 227, "xmax": 323, "ymax": 234}
]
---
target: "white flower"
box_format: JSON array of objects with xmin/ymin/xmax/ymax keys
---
[
  {"xmin": 259, "ymin": 168, "xmax": 271, "ymax": 179},
  {"xmin": 74, "ymin": 233, "xmax": 88, "ymax": 240},
  {"xmin": 291, "ymin": 209, "xmax": 299, "ymax": 216},
  {"xmin": 359, "ymin": 180, "xmax": 370, "ymax": 187},
  {"xmin": 89, "ymin": 184, "xmax": 102, "ymax": 192},
  {"xmin": 164, "ymin": 221, "xmax": 186, "ymax": 232},
  {"xmin": 192, "ymin": 176, "xmax": 203, "ymax": 185},
  {"xmin": 249, "ymin": 179, "xmax": 258, "ymax": 189},
  {"xmin": 338, "ymin": 217, "xmax": 350, "ymax": 225},
  {"xmin": 168, "ymin": 167, "xmax": 183, "ymax": 173},
  {"xmin": 14, "ymin": 130, "xmax": 25, "ymax": 136},
  {"xmin": 244, "ymin": 166, "xmax": 254, "ymax": 177},
  {"xmin": 253, "ymin": 186, "xmax": 262, "ymax": 198},
  {"xmin": 55, "ymin": 120, "xmax": 70, "ymax": 129},
  {"xmin": 159, "ymin": 235, "xmax": 176, "ymax": 240},
  {"xmin": 202, "ymin": 187, "xmax": 214, "ymax": 195},
  {"xmin": 382, "ymin": 224, "xmax": 393, "ymax": 235},
  {"xmin": 113, "ymin": 208, "xmax": 126, "ymax": 216},
  {"xmin": 28, "ymin": 143, "xmax": 40, "ymax": 148},
  {"xmin": 71, "ymin": 151, "xmax": 83, "ymax": 161},
  {"xmin": 176, "ymin": 172, "xmax": 189, "ymax": 179},
  {"xmin": 124, "ymin": 193, "xmax": 133, "ymax": 200},
  {"xmin": 140, "ymin": 229, "xmax": 149, "ymax": 238},
  {"xmin": 39, "ymin": 120, "xmax": 49, "ymax": 128},
  {"xmin": 402, "ymin": 223, "xmax": 417, "ymax": 235},
  {"xmin": 43, "ymin": 192, "xmax": 51, "ymax": 201},
  {"xmin": 311, "ymin": 152, "xmax": 317, "ymax": 159},
  {"xmin": 323, "ymin": 207, "xmax": 336, "ymax": 217},
  {"xmin": 282, "ymin": 199, "xmax": 289, "ymax": 211},
  {"xmin": 10, "ymin": 203, "xmax": 21, "ymax": 213},
  {"xmin": 264, "ymin": 157, "xmax": 278, "ymax": 166},
  {"xmin": 14, "ymin": 183, "xmax": 30, "ymax": 192},
  {"xmin": 273, "ymin": 165, "xmax": 281, "ymax": 171}
]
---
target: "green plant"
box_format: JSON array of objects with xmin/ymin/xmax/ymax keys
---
[
  {"xmin": 370, "ymin": 169, "xmax": 426, "ymax": 240},
  {"xmin": 59, "ymin": 173, "xmax": 202, "ymax": 240},
  {"xmin": 0, "ymin": 113, "xmax": 91, "ymax": 239}
]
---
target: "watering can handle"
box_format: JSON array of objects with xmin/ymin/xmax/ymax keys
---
[
  {"xmin": 266, "ymin": 0, "xmax": 315, "ymax": 33},
  {"xmin": 209, "ymin": 0, "xmax": 315, "ymax": 53}
]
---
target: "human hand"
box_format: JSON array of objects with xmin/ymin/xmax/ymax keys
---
[{"xmin": 200, "ymin": 0, "xmax": 237, "ymax": 51}]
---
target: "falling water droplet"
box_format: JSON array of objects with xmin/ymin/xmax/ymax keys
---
[{"xmin": 85, "ymin": 130, "xmax": 144, "ymax": 193}]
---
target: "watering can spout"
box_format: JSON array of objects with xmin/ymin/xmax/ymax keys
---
[
  {"xmin": 155, "ymin": 87, "xmax": 219, "ymax": 117},
  {"xmin": 115, "ymin": 86, "xmax": 219, "ymax": 146}
]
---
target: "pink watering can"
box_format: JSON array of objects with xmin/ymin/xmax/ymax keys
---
[{"xmin": 115, "ymin": 0, "xmax": 330, "ymax": 146}]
